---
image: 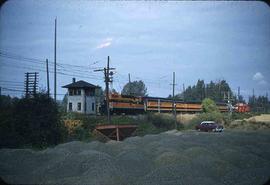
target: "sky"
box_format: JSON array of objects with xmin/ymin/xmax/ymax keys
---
[{"xmin": 0, "ymin": 0, "xmax": 270, "ymax": 101}]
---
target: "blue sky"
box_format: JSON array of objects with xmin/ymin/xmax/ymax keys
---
[{"xmin": 0, "ymin": 0, "xmax": 269, "ymax": 101}]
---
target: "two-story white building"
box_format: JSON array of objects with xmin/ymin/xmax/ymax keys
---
[{"xmin": 62, "ymin": 78, "xmax": 100, "ymax": 114}]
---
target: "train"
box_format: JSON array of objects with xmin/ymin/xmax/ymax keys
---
[
  {"xmin": 100, "ymin": 93, "xmax": 250, "ymax": 114},
  {"xmin": 234, "ymin": 103, "xmax": 250, "ymax": 113}
]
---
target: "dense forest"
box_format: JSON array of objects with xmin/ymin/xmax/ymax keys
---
[
  {"xmin": 167, "ymin": 79, "xmax": 269, "ymax": 113},
  {"xmin": 169, "ymin": 79, "xmax": 238, "ymax": 103},
  {"xmin": 249, "ymin": 95, "xmax": 269, "ymax": 113}
]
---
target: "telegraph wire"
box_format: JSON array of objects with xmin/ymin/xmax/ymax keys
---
[
  {"xmin": 0, "ymin": 50, "xmax": 104, "ymax": 70},
  {"xmin": 1, "ymin": 62, "xmax": 104, "ymax": 81},
  {"xmin": 1, "ymin": 56, "xmax": 103, "ymax": 79},
  {"xmin": 0, "ymin": 80, "xmax": 24, "ymax": 84},
  {"xmin": 1, "ymin": 51, "xmax": 171, "ymax": 87}
]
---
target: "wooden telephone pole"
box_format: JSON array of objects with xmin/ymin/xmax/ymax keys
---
[
  {"xmin": 24, "ymin": 72, "xmax": 39, "ymax": 98},
  {"xmin": 54, "ymin": 18, "xmax": 57, "ymax": 101},
  {"xmin": 238, "ymin": 86, "xmax": 240, "ymax": 102},
  {"xmin": 170, "ymin": 72, "xmax": 177, "ymax": 130},
  {"xmin": 94, "ymin": 56, "xmax": 115, "ymax": 124},
  {"xmin": 46, "ymin": 59, "xmax": 50, "ymax": 97}
]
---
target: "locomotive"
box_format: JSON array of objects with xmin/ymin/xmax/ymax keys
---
[{"xmin": 101, "ymin": 93, "xmax": 249, "ymax": 114}]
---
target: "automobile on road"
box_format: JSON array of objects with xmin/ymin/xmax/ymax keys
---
[{"xmin": 195, "ymin": 121, "xmax": 224, "ymax": 132}]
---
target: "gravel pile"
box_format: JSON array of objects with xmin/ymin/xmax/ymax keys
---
[{"xmin": 1, "ymin": 130, "xmax": 270, "ymax": 185}]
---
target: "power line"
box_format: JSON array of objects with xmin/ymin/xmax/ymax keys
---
[
  {"xmin": 0, "ymin": 80, "xmax": 24, "ymax": 84},
  {"xmin": 0, "ymin": 50, "xmax": 103, "ymax": 70},
  {"xmin": 2, "ymin": 87, "xmax": 25, "ymax": 92},
  {"xmin": 1, "ymin": 56, "xmax": 103, "ymax": 79},
  {"xmin": 1, "ymin": 62, "xmax": 104, "ymax": 81}
]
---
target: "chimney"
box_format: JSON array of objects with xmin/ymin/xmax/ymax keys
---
[{"xmin": 72, "ymin": 78, "xmax": 76, "ymax": 83}]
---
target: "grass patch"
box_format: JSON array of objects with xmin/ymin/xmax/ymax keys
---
[{"xmin": 61, "ymin": 112, "xmax": 184, "ymax": 141}]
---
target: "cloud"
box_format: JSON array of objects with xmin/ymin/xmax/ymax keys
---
[
  {"xmin": 96, "ymin": 38, "xmax": 113, "ymax": 49},
  {"xmin": 252, "ymin": 72, "xmax": 268, "ymax": 86},
  {"xmin": 252, "ymin": 72, "xmax": 264, "ymax": 81},
  {"xmin": 258, "ymin": 80, "xmax": 268, "ymax": 85}
]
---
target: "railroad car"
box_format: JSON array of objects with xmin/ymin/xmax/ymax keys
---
[
  {"xmin": 145, "ymin": 97, "xmax": 228, "ymax": 113},
  {"xmin": 107, "ymin": 93, "xmax": 144, "ymax": 114},
  {"xmin": 101, "ymin": 93, "xmax": 235, "ymax": 114},
  {"xmin": 145, "ymin": 97, "xmax": 202, "ymax": 113},
  {"xmin": 234, "ymin": 103, "xmax": 250, "ymax": 113}
]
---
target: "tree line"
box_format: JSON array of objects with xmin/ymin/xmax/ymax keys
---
[
  {"xmin": 120, "ymin": 79, "xmax": 238, "ymax": 103},
  {"xmin": 172, "ymin": 79, "xmax": 239, "ymax": 103},
  {"xmin": 248, "ymin": 95, "xmax": 269, "ymax": 113},
  {"xmin": 120, "ymin": 79, "xmax": 269, "ymax": 113}
]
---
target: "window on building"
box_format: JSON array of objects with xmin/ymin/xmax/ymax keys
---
[
  {"xmin": 78, "ymin": 89, "xmax": 81, "ymax": 95},
  {"xmin": 90, "ymin": 90, "xmax": 94, "ymax": 96},
  {"xmin": 85, "ymin": 89, "xmax": 95, "ymax": 96},
  {"xmin": 92, "ymin": 103, "xmax": 95, "ymax": 111},
  {"xmin": 69, "ymin": 89, "xmax": 73, "ymax": 96},
  {"xmin": 77, "ymin": 102, "xmax": 81, "ymax": 111},
  {"xmin": 69, "ymin": 103, "xmax": 72, "ymax": 111}
]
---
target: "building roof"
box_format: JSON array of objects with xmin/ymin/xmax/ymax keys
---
[{"xmin": 62, "ymin": 80, "xmax": 100, "ymax": 89}]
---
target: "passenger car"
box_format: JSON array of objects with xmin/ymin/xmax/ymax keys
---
[{"xmin": 195, "ymin": 121, "xmax": 224, "ymax": 132}]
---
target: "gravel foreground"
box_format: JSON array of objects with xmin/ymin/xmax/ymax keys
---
[{"xmin": 1, "ymin": 130, "xmax": 270, "ymax": 185}]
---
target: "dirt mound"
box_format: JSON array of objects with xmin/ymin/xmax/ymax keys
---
[
  {"xmin": 245, "ymin": 114, "xmax": 270, "ymax": 123},
  {"xmin": 1, "ymin": 130, "xmax": 270, "ymax": 185}
]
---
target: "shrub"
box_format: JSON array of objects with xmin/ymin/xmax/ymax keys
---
[
  {"xmin": 231, "ymin": 112, "xmax": 253, "ymax": 120},
  {"xmin": 146, "ymin": 113, "xmax": 181, "ymax": 130},
  {"xmin": 202, "ymin": 98, "xmax": 220, "ymax": 113},
  {"xmin": 0, "ymin": 93, "xmax": 66, "ymax": 148},
  {"xmin": 136, "ymin": 121, "xmax": 163, "ymax": 136}
]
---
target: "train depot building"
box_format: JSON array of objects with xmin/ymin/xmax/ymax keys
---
[{"xmin": 62, "ymin": 78, "xmax": 100, "ymax": 114}]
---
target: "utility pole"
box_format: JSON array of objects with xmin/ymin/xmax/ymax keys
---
[
  {"xmin": 33, "ymin": 72, "xmax": 37, "ymax": 95},
  {"xmin": 224, "ymin": 91, "xmax": 233, "ymax": 119},
  {"xmin": 266, "ymin": 92, "xmax": 269, "ymax": 113},
  {"xmin": 94, "ymin": 56, "xmax": 115, "ymax": 125},
  {"xmin": 182, "ymin": 83, "xmax": 185, "ymax": 101},
  {"xmin": 128, "ymin": 73, "xmax": 131, "ymax": 96},
  {"xmin": 218, "ymin": 80, "xmax": 221, "ymax": 101},
  {"xmin": 253, "ymin": 88, "xmax": 255, "ymax": 105},
  {"xmin": 106, "ymin": 57, "xmax": 111, "ymax": 124},
  {"xmin": 25, "ymin": 72, "xmax": 29, "ymax": 98},
  {"xmin": 24, "ymin": 72, "xmax": 39, "ymax": 98},
  {"xmin": 252, "ymin": 88, "xmax": 256, "ymax": 112},
  {"xmin": 170, "ymin": 72, "xmax": 177, "ymax": 130},
  {"xmin": 237, "ymin": 86, "xmax": 240, "ymax": 103},
  {"xmin": 205, "ymin": 84, "xmax": 207, "ymax": 98},
  {"xmin": 54, "ymin": 17, "xmax": 57, "ymax": 101},
  {"xmin": 46, "ymin": 59, "xmax": 50, "ymax": 97}
]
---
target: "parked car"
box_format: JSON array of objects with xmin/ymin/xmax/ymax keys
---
[{"xmin": 195, "ymin": 121, "xmax": 224, "ymax": 132}]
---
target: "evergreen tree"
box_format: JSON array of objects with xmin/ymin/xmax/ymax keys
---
[
  {"xmin": 176, "ymin": 79, "xmax": 234, "ymax": 103},
  {"xmin": 121, "ymin": 80, "xmax": 148, "ymax": 96}
]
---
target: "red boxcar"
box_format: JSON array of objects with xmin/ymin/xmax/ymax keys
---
[{"xmin": 234, "ymin": 103, "xmax": 250, "ymax": 113}]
